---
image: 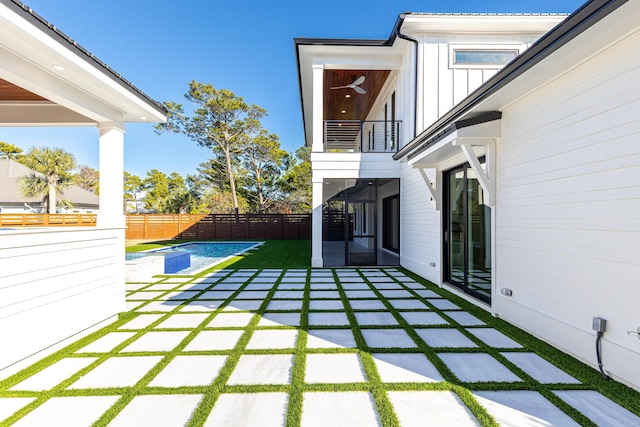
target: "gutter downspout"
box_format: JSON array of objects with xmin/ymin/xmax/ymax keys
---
[{"xmin": 396, "ymin": 14, "xmax": 418, "ymax": 139}]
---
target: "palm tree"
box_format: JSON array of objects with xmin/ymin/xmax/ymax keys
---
[{"xmin": 18, "ymin": 147, "xmax": 76, "ymax": 213}]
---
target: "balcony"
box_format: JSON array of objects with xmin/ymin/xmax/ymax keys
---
[{"xmin": 324, "ymin": 120, "xmax": 400, "ymax": 153}]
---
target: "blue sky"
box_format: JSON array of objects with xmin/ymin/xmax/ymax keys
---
[{"xmin": 2, "ymin": 0, "xmax": 584, "ymax": 178}]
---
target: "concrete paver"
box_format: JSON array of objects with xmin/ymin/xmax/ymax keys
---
[
  {"xmin": 474, "ymin": 391, "xmax": 581, "ymax": 427},
  {"xmin": 301, "ymin": 392, "xmax": 381, "ymax": 427},
  {"xmin": 183, "ymin": 330, "xmax": 244, "ymax": 351},
  {"xmin": 10, "ymin": 358, "xmax": 97, "ymax": 391},
  {"xmin": 361, "ymin": 329, "xmax": 417, "ymax": 349},
  {"xmin": 388, "ymin": 391, "xmax": 479, "ymax": 427},
  {"xmin": 67, "ymin": 356, "xmax": 162, "ymax": 389},
  {"xmin": 11, "ymin": 396, "xmax": 119, "ymax": 427},
  {"xmin": 439, "ymin": 353, "xmax": 522, "ymax": 383},
  {"xmin": 305, "ymin": 354, "xmax": 367, "ymax": 384},
  {"xmin": 204, "ymin": 393, "xmax": 288, "ymax": 427},
  {"xmin": 553, "ymin": 390, "xmax": 640, "ymax": 426},
  {"xmin": 227, "ymin": 355, "xmax": 293, "ymax": 385},
  {"xmin": 148, "ymin": 355, "xmax": 227, "ymax": 387},
  {"xmin": 2, "ymin": 267, "xmax": 637, "ymax": 427},
  {"xmin": 372, "ymin": 353, "xmax": 443, "ymax": 383},
  {"xmin": 108, "ymin": 394, "xmax": 203, "ymax": 427}
]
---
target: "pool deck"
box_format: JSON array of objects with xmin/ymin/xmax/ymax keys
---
[{"xmin": 1, "ymin": 268, "xmax": 639, "ymax": 426}]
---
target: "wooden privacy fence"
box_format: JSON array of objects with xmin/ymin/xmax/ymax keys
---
[
  {"xmin": 126, "ymin": 214, "xmax": 311, "ymax": 241},
  {"xmin": 0, "ymin": 214, "xmax": 97, "ymax": 227}
]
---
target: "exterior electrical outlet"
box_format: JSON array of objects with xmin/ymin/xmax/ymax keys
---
[{"xmin": 593, "ymin": 317, "xmax": 607, "ymax": 333}]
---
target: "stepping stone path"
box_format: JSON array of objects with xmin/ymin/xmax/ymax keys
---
[{"xmin": 1, "ymin": 268, "xmax": 638, "ymax": 426}]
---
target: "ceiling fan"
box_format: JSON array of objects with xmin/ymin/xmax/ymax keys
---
[{"xmin": 331, "ymin": 75, "xmax": 366, "ymax": 94}]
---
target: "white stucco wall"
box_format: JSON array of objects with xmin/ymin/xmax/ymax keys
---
[{"xmin": 493, "ymin": 28, "xmax": 640, "ymax": 390}]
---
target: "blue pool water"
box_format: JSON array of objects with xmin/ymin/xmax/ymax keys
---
[{"xmin": 142, "ymin": 241, "xmax": 262, "ymax": 274}]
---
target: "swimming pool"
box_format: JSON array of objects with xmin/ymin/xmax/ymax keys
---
[{"xmin": 129, "ymin": 241, "xmax": 263, "ymax": 274}]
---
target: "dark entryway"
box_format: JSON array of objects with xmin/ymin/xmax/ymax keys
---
[{"xmin": 322, "ymin": 178, "xmax": 399, "ymax": 266}]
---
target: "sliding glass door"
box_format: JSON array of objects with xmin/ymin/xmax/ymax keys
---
[{"xmin": 444, "ymin": 162, "xmax": 492, "ymax": 304}]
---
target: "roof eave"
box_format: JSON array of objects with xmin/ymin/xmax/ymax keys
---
[
  {"xmin": 294, "ymin": 14, "xmax": 408, "ymax": 147},
  {"xmin": 395, "ymin": 0, "xmax": 629, "ymax": 161},
  {"xmin": 3, "ymin": 0, "xmax": 167, "ymax": 117}
]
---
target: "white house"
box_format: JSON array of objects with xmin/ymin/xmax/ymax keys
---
[
  {"xmin": 0, "ymin": 158, "xmax": 100, "ymax": 213},
  {"xmin": 0, "ymin": 0, "xmax": 166, "ymax": 377},
  {"xmin": 296, "ymin": 0, "xmax": 640, "ymax": 390}
]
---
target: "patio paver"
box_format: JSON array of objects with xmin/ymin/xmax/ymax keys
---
[
  {"xmin": 553, "ymin": 390, "xmax": 640, "ymax": 426},
  {"xmin": 305, "ymin": 354, "xmax": 367, "ymax": 384},
  {"xmin": 305, "ymin": 329, "xmax": 356, "ymax": 349},
  {"xmin": 2, "ymin": 267, "xmax": 638, "ymax": 427},
  {"xmin": 204, "ymin": 393, "xmax": 288, "ymax": 427},
  {"xmin": 183, "ymin": 330, "xmax": 244, "ymax": 351},
  {"xmin": 154, "ymin": 313, "xmax": 209, "ymax": 329},
  {"xmin": 301, "ymin": 392, "xmax": 381, "ymax": 427},
  {"xmin": 120, "ymin": 331, "xmax": 190, "ymax": 352},
  {"xmin": 108, "ymin": 394, "xmax": 203, "ymax": 427},
  {"xmin": 388, "ymin": 391, "xmax": 479, "ymax": 426},
  {"xmin": 148, "ymin": 355, "xmax": 227, "ymax": 387},
  {"xmin": 361, "ymin": 329, "xmax": 417, "ymax": 349},
  {"xmin": 372, "ymin": 353, "xmax": 443, "ymax": 382},
  {"xmin": 258, "ymin": 312, "xmax": 301, "ymax": 327},
  {"xmin": 227, "ymin": 355, "xmax": 293, "ymax": 385},
  {"xmin": 67, "ymin": 356, "xmax": 162, "ymax": 389},
  {"xmin": 207, "ymin": 312, "xmax": 254, "ymax": 327},
  {"xmin": 439, "ymin": 353, "xmax": 522, "ymax": 383},
  {"xmin": 501, "ymin": 353, "xmax": 580, "ymax": 384},
  {"xmin": 474, "ymin": 391, "xmax": 580, "ymax": 427},
  {"xmin": 308, "ymin": 312, "xmax": 349, "ymax": 326},
  {"xmin": 246, "ymin": 330, "xmax": 298, "ymax": 349},
  {"xmin": 11, "ymin": 396, "xmax": 119, "ymax": 427},
  {"xmin": 10, "ymin": 358, "xmax": 97, "ymax": 391}
]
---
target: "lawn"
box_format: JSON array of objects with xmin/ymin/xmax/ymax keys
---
[{"xmin": 126, "ymin": 239, "xmax": 311, "ymax": 270}]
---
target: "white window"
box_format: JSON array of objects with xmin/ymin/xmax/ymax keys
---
[{"xmin": 449, "ymin": 44, "xmax": 525, "ymax": 69}]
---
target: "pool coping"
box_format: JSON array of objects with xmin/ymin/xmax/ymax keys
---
[{"xmin": 137, "ymin": 241, "xmax": 265, "ymax": 275}]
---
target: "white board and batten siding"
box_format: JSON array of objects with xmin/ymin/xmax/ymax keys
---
[
  {"xmin": 0, "ymin": 227, "xmax": 125, "ymax": 374},
  {"xmin": 419, "ymin": 34, "xmax": 541, "ymax": 128},
  {"xmin": 494, "ymin": 28, "xmax": 640, "ymax": 388}
]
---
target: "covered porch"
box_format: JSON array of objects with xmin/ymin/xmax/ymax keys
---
[{"xmin": 0, "ymin": 0, "xmax": 166, "ymax": 376}]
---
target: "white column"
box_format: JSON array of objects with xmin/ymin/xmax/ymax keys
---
[
  {"xmin": 312, "ymin": 64, "xmax": 324, "ymax": 153},
  {"xmin": 98, "ymin": 122, "xmax": 126, "ymax": 228},
  {"xmin": 311, "ymin": 177, "xmax": 324, "ymax": 268}
]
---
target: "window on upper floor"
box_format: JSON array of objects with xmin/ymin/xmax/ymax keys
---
[{"xmin": 449, "ymin": 44, "xmax": 524, "ymax": 69}]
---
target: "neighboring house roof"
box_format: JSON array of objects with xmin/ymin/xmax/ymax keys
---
[
  {"xmin": 394, "ymin": 0, "xmax": 628, "ymax": 161},
  {"xmin": 0, "ymin": 158, "xmax": 99, "ymax": 207},
  {"xmin": 2, "ymin": 0, "xmax": 166, "ymax": 116}
]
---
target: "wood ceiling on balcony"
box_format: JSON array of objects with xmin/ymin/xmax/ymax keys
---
[
  {"xmin": 324, "ymin": 69, "xmax": 391, "ymax": 121},
  {"xmin": 0, "ymin": 78, "xmax": 47, "ymax": 101}
]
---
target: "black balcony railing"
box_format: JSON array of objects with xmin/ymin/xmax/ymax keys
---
[{"xmin": 324, "ymin": 120, "xmax": 401, "ymax": 153}]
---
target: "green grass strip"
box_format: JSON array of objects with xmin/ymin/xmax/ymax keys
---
[{"xmin": 334, "ymin": 269, "xmax": 401, "ymax": 427}]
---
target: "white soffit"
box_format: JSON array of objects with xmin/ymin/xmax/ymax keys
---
[
  {"xmin": 409, "ymin": 119, "xmax": 500, "ymax": 208},
  {"xmin": 0, "ymin": 2, "xmax": 165, "ymax": 125},
  {"xmin": 472, "ymin": 1, "xmax": 640, "ymax": 112},
  {"xmin": 297, "ymin": 41, "xmax": 406, "ymax": 146},
  {"xmin": 401, "ymin": 14, "xmax": 567, "ymax": 35},
  {"xmin": 408, "ymin": 119, "xmax": 500, "ymax": 167}
]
